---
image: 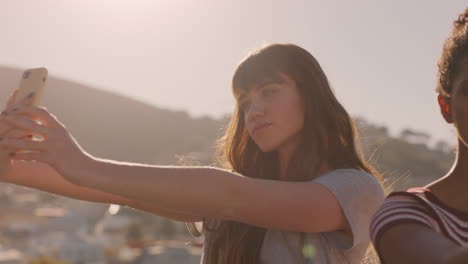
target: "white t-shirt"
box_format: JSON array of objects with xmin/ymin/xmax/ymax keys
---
[{"xmin": 201, "ymin": 168, "xmax": 385, "ymax": 264}]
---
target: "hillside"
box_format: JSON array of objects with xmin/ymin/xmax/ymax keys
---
[{"xmin": 0, "ymin": 66, "xmax": 223, "ymax": 164}]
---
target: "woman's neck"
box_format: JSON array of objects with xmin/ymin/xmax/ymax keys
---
[
  {"xmin": 426, "ymin": 140, "xmax": 468, "ymax": 213},
  {"xmin": 277, "ymin": 137, "xmax": 302, "ymax": 180},
  {"xmin": 449, "ymin": 140, "xmax": 468, "ymax": 182},
  {"xmin": 278, "ymin": 147, "xmax": 293, "ymax": 181},
  {"xmin": 429, "ymin": 140, "xmax": 468, "ymax": 191},
  {"xmin": 276, "ymin": 136, "xmax": 329, "ymax": 181}
]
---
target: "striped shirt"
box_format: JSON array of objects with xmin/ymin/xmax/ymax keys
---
[{"xmin": 369, "ymin": 187, "xmax": 468, "ymax": 262}]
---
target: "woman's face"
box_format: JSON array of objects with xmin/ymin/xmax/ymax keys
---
[
  {"xmin": 238, "ymin": 73, "xmax": 305, "ymax": 153},
  {"xmin": 443, "ymin": 57, "xmax": 468, "ymax": 146}
]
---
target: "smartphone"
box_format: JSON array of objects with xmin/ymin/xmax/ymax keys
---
[{"xmin": 14, "ymin": 67, "xmax": 48, "ymax": 106}]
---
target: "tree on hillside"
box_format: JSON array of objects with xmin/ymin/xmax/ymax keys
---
[
  {"xmin": 355, "ymin": 117, "xmax": 455, "ymax": 191},
  {"xmin": 399, "ymin": 129, "xmax": 431, "ymax": 145}
]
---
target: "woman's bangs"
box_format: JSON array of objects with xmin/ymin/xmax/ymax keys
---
[{"xmin": 232, "ymin": 56, "xmax": 286, "ymax": 100}]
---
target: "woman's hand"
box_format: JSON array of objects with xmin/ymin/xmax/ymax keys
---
[
  {"xmin": 0, "ymin": 89, "xmax": 30, "ymax": 179},
  {"xmin": 0, "ymin": 103, "xmax": 93, "ymax": 184}
]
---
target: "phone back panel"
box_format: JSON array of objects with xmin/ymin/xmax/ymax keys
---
[{"xmin": 16, "ymin": 67, "xmax": 48, "ymax": 106}]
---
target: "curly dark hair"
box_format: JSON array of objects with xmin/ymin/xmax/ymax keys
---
[{"xmin": 437, "ymin": 7, "xmax": 468, "ymax": 97}]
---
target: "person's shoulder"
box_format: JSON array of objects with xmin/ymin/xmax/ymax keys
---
[
  {"xmin": 315, "ymin": 168, "xmax": 381, "ymax": 187},
  {"xmin": 370, "ymin": 187, "xmax": 438, "ymax": 248},
  {"xmin": 314, "ymin": 168, "xmax": 385, "ymax": 201},
  {"xmin": 385, "ymin": 187, "xmax": 429, "ymax": 202},
  {"xmin": 372, "ymin": 187, "xmax": 432, "ymax": 222},
  {"xmin": 320, "ymin": 168, "xmax": 376, "ymax": 178},
  {"xmin": 370, "ymin": 187, "xmax": 436, "ymax": 232}
]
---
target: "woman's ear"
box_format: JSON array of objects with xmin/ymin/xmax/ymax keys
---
[{"xmin": 437, "ymin": 95, "xmax": 453, "ymax": 123}]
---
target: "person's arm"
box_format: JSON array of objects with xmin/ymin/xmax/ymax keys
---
[
  {"xmin": 3, "ymin": 160, "xmax": 203, "ymax": 222},
  {"xmin": 57, "ymin": 156, "xmax": 347, "ymax": 233},
  {"xmin": 1, "ymin": 105, "xmax": 348, "ymax": 233},
  {"xmin": 378, "ymin": 223, "xmax": 468, "ymax": 264},
  {"xmin": 447, "ymin": 248, "xmax": 468, "ymax": 264}
]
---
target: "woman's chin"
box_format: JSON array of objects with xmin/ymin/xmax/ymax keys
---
[{"xmin": 256, "ymin": 143, "xmax": 277, "ymax": 153}]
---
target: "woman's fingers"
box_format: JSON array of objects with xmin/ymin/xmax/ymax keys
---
[
  {"xmin": 4, "ymin": 106, "xmax": 61, "ymax": 129},
  {"xmin": 0, "ymin": 104, "xmax": 82, "ymax": 174},
  {"xmin": 6, "ymin": 90, "xmax": 18, "ymax": 107},
  {"xmin": 4, "ymin": 128, "xmax": 34, "ymax": 139},
  {"xmin": 0, "ymin": 122, "xmax": 13, "ymax": 135},
  {"xmin": 0, "ymin": 119, "xmax": 34, "ymax": 139},
  {"xmin": 10, "ymin": 151, "xmax": 49, "ymax": 164},
  {"xmin": 3, "ymin": 92, "xmax": 33, "ymax": 113},
  {"xmin": 1, "ymin": 115, "xmax": 48, "ymax": 137},
  {"xmin": 0, "ymin": 138, "xmax": 45, "ymax": 152}
]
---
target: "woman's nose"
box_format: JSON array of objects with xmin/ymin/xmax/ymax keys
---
[{"xmin": 246, "ymin": 101, "xmax": 265, "ymax": 120}]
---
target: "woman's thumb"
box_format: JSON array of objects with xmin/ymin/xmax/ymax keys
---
[{"xmin": 6, "ymin": 90, "xmax": 18, "ymax": 107}]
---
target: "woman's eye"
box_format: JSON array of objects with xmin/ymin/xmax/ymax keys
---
[{"xmin": 262, "ymin": 88, "xmax": 275, "ymax": 97}]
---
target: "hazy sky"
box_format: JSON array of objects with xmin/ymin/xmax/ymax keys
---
[{"xmin": 1, "ymin": 0, "xmax": 466, "ymax": 144}]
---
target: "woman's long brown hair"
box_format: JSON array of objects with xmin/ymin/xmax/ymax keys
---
[{"xmin": 201, "ymin": 43, "xmax": 379, "ymax": 264}]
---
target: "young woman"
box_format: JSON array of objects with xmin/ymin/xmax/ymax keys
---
[
  {"xmin": 0, "ymin": 44, "xmax": 383, "ymax": 263},
  {"xmin": 370, "ymin": 8, "xmax": 468, "ymax": 264}
]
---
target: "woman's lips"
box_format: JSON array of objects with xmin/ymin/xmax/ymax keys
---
[{"xmin": 253, "ymin": 123, "xmax": 272, "ymax": 134}]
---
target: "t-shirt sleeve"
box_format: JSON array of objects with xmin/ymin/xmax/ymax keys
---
[
  {"xmin": 369, "ymin": 193, "xmax": 438, "ymax": 257},
  {"xmin": 313, "ymin": 169, "xmax": 385, "ymax": 250}
]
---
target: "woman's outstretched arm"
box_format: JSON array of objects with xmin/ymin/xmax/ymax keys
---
[
  {"xmin": 1, "ymin": 105, "xmax": 349, "ymax": 233},
  {"xmin": 43, "ymin": 155, "xmax": 348, "ymax": 233},
  {"xmin": 2, "ymin": 159, "xmax": 203, "ymax": 222}
]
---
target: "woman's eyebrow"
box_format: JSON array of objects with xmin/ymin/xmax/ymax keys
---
[
  {"xmin": 237, "ymin": 85, "xmax": 269, "ymax": 102},
  {"xmin": 237, "ymin": 77, "xmax": 281, "ymax": 101},
  {"xmin": 238, "ymin": 92, "xmax": 248, "ymax": 102}
]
